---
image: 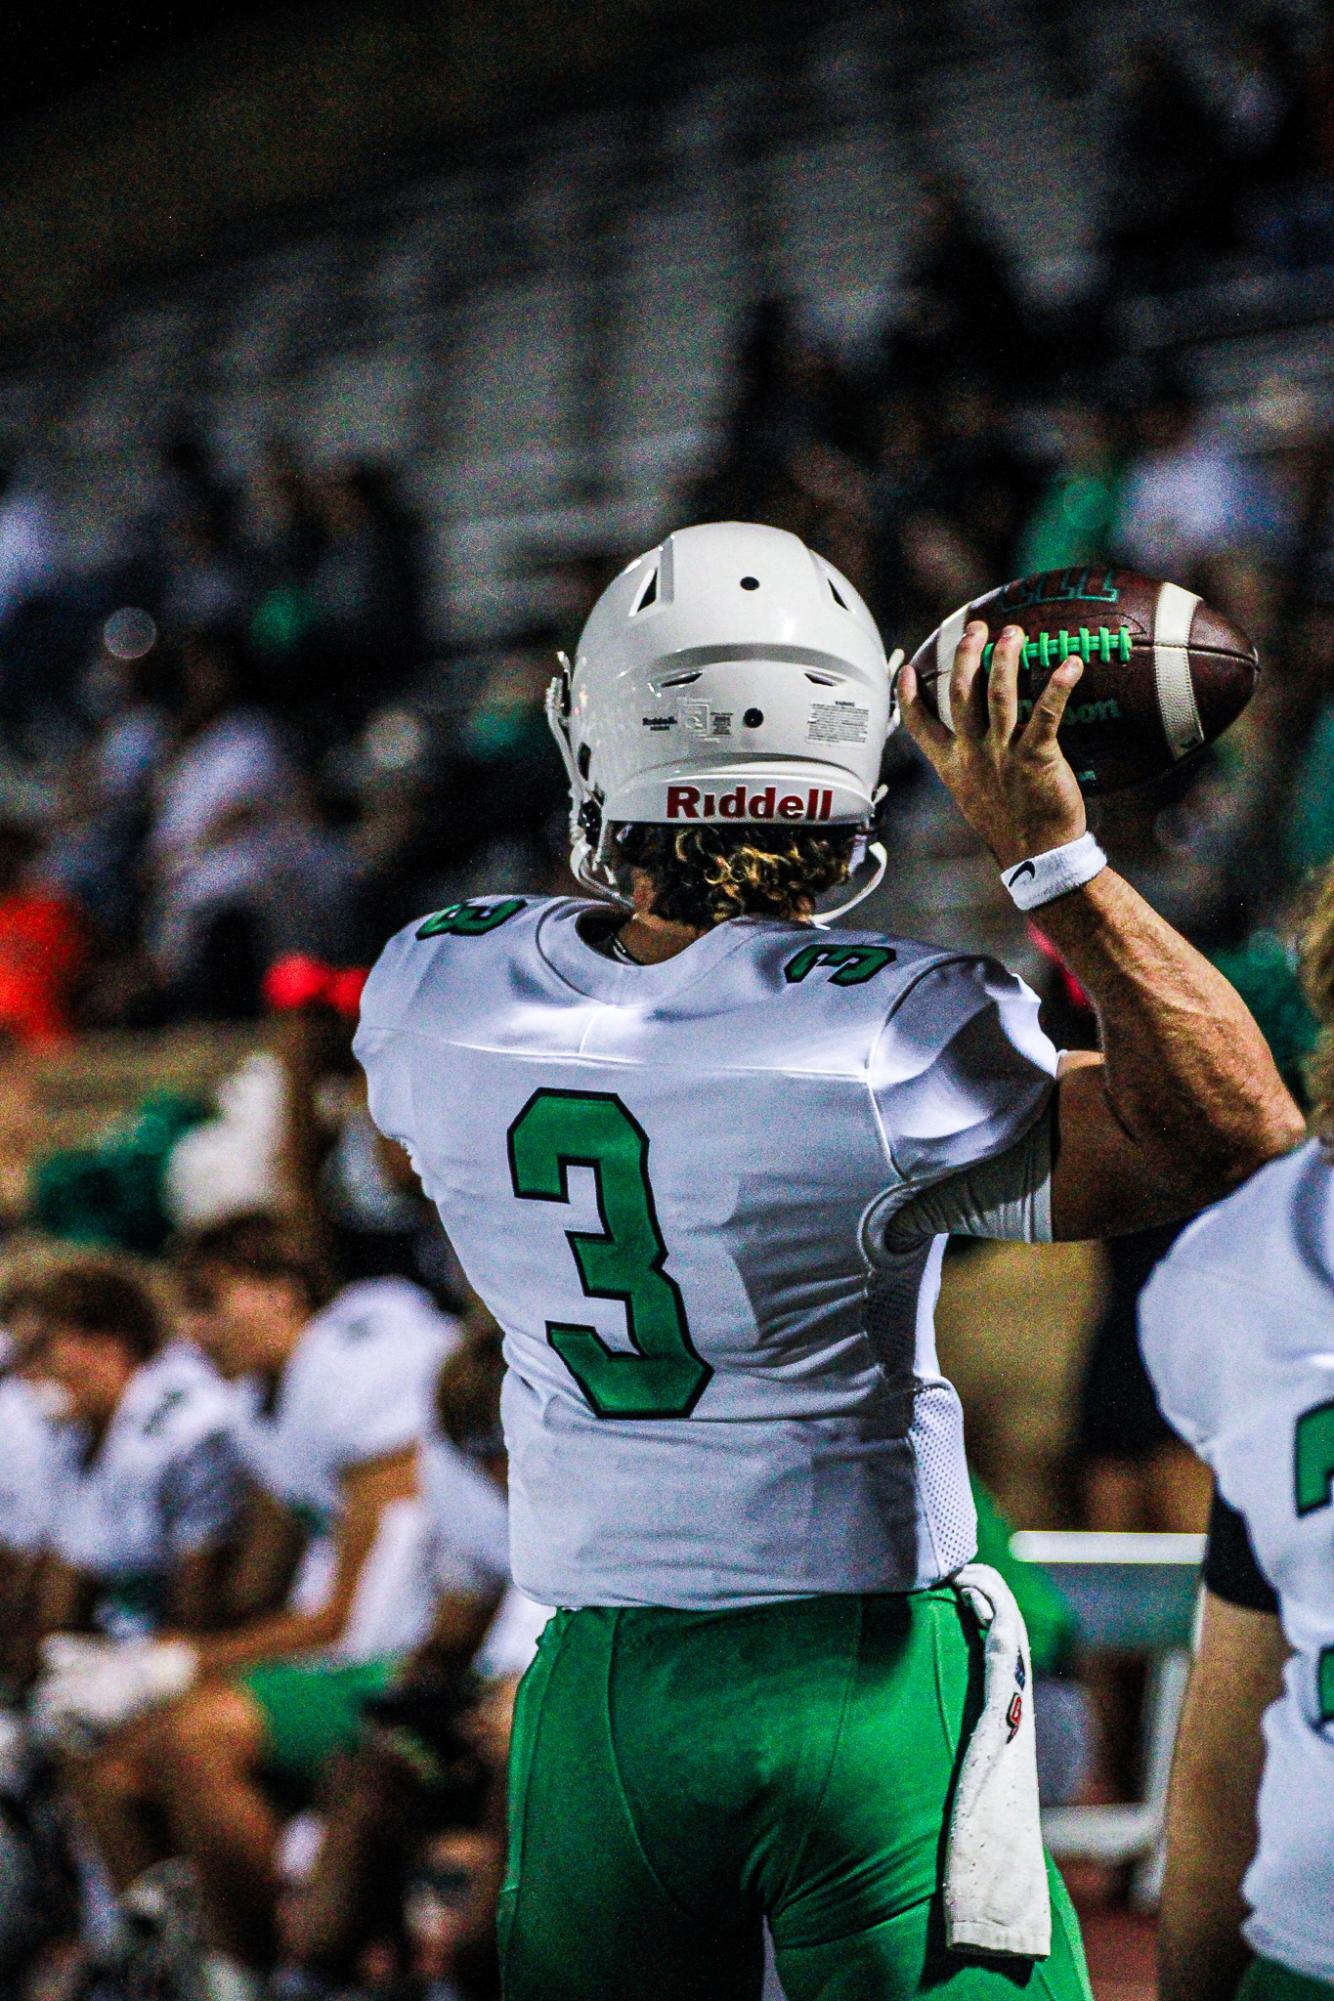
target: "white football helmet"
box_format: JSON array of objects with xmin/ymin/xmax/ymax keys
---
[{"xmin": 547, "ymin": 521, "xmax": 901, "ymax": 915}]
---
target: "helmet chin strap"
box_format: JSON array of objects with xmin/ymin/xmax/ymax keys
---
[
  {"xmin": 813, "ymin": 838, "xmax": 888, "ymax": 925},
  {"xmin": 573, "ymin": 845, "xmax": 632, "ymax": 905},
  {"xmin": 571, "ymin": 815, "xmax": 633, "ymax": 906},
  {"xmin": 549, "ymin": 658, "xmax": 629, "ymax": 904}
]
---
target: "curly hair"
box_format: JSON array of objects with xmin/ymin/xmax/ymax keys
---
[
  {"xmin": 614, "ymin": 822, "xmax": 857, "ymax": 927},
  {"xmin": 1301, "ymin": 863, "xmax": 1334, "ymax": 1148}
]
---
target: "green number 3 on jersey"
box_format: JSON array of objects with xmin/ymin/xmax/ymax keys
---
[
  {"xmin": 1295, "ymin": 1399, "xmax": 1334, "ymax": 1723},
  {"xmin": 417, "ymin": 899, "xmax": 527, "ymax": 938},
  {"xmin": 507, "ymin": 1090, "xmax": 712, "ymax": 1420}
]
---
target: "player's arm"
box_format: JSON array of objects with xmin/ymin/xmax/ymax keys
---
[
  {"xmin": 32, "ymin": 1556, "xmax": 97, "ymax": 1645},
  {"xmin": 219, "ymin": 1484, "xmax": 310, "ymax": 1623},
  {"xmin": 0, "ymin": 1545, "xmax": 56, "ymax": 1683},
  {"xmin": 1042, "ymin": 874, "xmax": 1298, "ymax": 1235},
  {"xmin": 899, "ymin": 624, "xmax": 1303, "ymax": 1239},
  {"xmin": 1160, "ymin": 1589, "xmax": 1280, "ymax": 2001},
  {"xmin": 186, "ymin": 1446, "xmax": 419, "ymax": 1676},
  {"xmin": 411, "ymin": 1585, "xmax": 506, "ymax": 1676},
  {"xmin": 161, "ymin": 1547, "xmax": 233, "ymax": 1633},
  {"xmin": 1160, "ymin": 1498, "xmax": 1288, "ymax": 2001}
]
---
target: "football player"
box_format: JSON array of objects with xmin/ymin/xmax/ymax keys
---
[
  {"xmin": 0, "ymin": 1263, "xmax": 83, "ymax": 1989},
  {"xmin": 30, "ymin": 1257, "xmax": 244, "ymax": 1658},
  {"xmin": 284, "ymin": 1306, "xmax": 525, "ymax": 1988},
  {"xmin": 1141, "ymin": 861, "xmax": 1334, "ymax": 2001},
  {"xmin": 61, "ymin": 1211, "xmax": 456, "ymax": 1997},
  {"xmin": 0, "ymin": 1264, "xmax": 75, "ymax": 1684},
  {"xmin": 355, "ymin": 522, "xmax": 1301, "ymax": 2000}
]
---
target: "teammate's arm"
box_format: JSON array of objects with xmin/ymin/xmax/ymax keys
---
[
  {"xmin": 32, "ymin": 1557, "xmax": 96, "ymax": 1645},
  {"xmin": 0, "ymin": 1547, "xmax": 39, "ymax": 1681},
  {"xmin": 164, "ymin": 1545, "xmax": 238, "ymax": 1633},
  {"xmin": 185, "ymin": 1446, "xmax": 419, "ymax": 1676},
  {"xmin": 0, "ymin": 1548, "xmax": 79, "ymax": 1684},
  {"xmin": 219, "ymin": 1484, "xmax": 310, "ymax": 1624},
  {"xmin": 412, "ymin": 1585, "xmax": 506, "ymax": 1675},
  {"xmin": 899, "ymin": 624, "xmax": 1303, "ymax": 1239},
  {"xmin": 1159, "ymin": 1585, "xmax": 1288, "ymax": 2001}
]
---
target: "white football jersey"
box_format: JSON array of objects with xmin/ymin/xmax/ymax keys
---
[
  {"xmin": 356, "ymin": 895, "xmax": 1057, "ymax": 1610},
  {"xmin": 416, "ymin": 1433, "xmax": 553, "ymax": 1675},
  {"xmin": 230, "ymin": 1277, "xmax": 456, "ymax": 1528},
  {"xmin": 52, "ymin": 1344, "xmax": 245, "ymax": 1636},
  {"xmin": 1140, "ymin": 1140, "xmax": 1334, "ymax": 1986},
  {"xmin": 231, "ymin": 1277, "xmax": 457, "ymax": 1659},
  {"xmin": 0, "ymin": 1375, "xmax": 74, "ymax": 1557},
  {"xmin": 419, "ymin": 1433, "xmax": 512, "ymax": 1599}
]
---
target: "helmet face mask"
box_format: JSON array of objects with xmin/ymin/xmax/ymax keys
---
[{"xmin": 546, "ymin": 522, "xmax": 902, "ymax": 917}]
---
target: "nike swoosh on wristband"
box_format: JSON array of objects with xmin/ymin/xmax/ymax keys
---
[{"xmin": 1006, "ymin": 861, "xmax": 1037, "ymax": 885}]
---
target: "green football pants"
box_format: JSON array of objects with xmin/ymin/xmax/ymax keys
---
[
  {"xmin": 1237, "ymin": 1957, "xmax": 1334, "ymax": 2000},
  {"xmin": 499, "ymin": 1585, "xmax": 1092, "ymax": 1999}
]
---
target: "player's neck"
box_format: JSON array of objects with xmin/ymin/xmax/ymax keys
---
[
  {"xmin": 618, "ymin": 882, "xmax": 815, "ymax": 963},
  {"xmin": 616, "ymin": 912, "xmax": 708, "ymax": 964}
]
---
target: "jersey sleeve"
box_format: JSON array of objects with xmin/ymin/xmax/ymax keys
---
[
  {"xmin": 1202, "ymin": 1488, "xmax": 1279, "ymax": 1614},
  {"xmin": 870, "ymin": 955, "xmax": 1058, "ymax": 1192},
  {"xmin": 1137, "ymin": 1230, "xmax": 1229, "ymax": 1458},
  {"xmin": 0, "ymin": 1394, "xmax": 61, "ymax": 1556},
  {"xmin": 883, "ymin": 1112, "xmax": 1055, "ymax": 1248},
  {"xmin": 312, "ymin": 1314, "xmax": 447, "ymax": 1477},
  {"xmin": 419, "ymin": 1437, "xmax": 511, "ymax": 1595},
  {"xmin": 354, "ymin": 919, "xmax": 434, "ymax": 1152}
]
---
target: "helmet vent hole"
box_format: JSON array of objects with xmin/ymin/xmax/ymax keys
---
[
  {"xmin": 739, "ymin": 576, "xmax": 760, "ymax": 591},
  {"xmin": 631, "ymin": 568, "xmax": 659, "ymax": 613},
  {"xmin": 743, "ymin": 708, "xmax": 765, "ymax": 729},
  {"xmin": 827, "ymin": 578, "xmax": 849, "ymax": 609}
]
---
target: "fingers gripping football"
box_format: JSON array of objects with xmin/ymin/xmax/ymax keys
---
[{"xmin": 899, "ymin": 622, "xmax": 1088, "ymax": 869}]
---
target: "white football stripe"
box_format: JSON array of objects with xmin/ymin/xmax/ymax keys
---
[
  {"xmin": 1153, "ymin": 581, "xmax": 1205, "ymax": 760},
  {"xmin": 934, "ymin": 605, "xmax": 968, "ymax": 732}
]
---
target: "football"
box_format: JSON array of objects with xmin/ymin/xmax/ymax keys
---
[{"xmin": 903, "ymin": 565, "xmax": 1259, "ymax": 795}]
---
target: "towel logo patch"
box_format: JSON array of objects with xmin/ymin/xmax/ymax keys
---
[{"xmin": 1006, "ymin": 1653, "xmax": 1026, "ymax": 1741}]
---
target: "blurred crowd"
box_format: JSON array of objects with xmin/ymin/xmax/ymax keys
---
[
  {"xmin": 0, "ymin": 22, "xmax": 1326, "ymax": 1045},
  {"xmin": 0, "ymin": 436, "xmax": 572, "ymax": 1038},
  {"xmin": 0, "ymin": 5, "xmax": 1329, "ymax": 1996}
]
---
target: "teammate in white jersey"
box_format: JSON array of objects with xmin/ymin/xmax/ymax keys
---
[
  {"xmin": 0, "ymin": 1269, "xmax": 78, "ymax": 1681},
  {"xmin": 1141, "ymin": 865, "xmax": 1334, "ymax": 2001},
  {"xmin": 66, "ymin": 1212, "xmax": 455, "ymax": 1992},
  {"xmin": 0, "ymin": 1369, "xmax": 64, "ymax": 1680},
  {"xmin": 356, "ymin": 522, "xmax": 1300, "ymax": 2000},
  {"xmin": 285, "ymin": 1309, "xmax": 529, "ymax": 1989},
  {"xmin": 27, "ymin": 1258, "xmax": 244, "ymax": 1650}
]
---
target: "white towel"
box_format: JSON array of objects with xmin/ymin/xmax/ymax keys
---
[{"xmin": 943, "ymin": 1562, "xmax": 1051, "ymax": 1960}]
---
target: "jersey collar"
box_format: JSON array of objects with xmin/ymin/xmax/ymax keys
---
[{"xmin": 535, "ymin": 898, "xmax": 764, "ymax": 1004}]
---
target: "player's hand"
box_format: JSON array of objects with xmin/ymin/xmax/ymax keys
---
[
  {"xmin": 897, "ymin": 621, "xmax": 1087, "ymax": 869},
  {"xmin": 30, "ymin": 1635, "xmax": 198, "ymax": 1753}
]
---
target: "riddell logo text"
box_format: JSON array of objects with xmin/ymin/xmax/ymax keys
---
[{"xmin": 665, "ymin": 785, "xmax": 835, "ymax": 821}]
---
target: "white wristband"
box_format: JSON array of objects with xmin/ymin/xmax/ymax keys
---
[{"xmin": 1001, "ymin": 832, "xmax": 1107, "ymax": 911}]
